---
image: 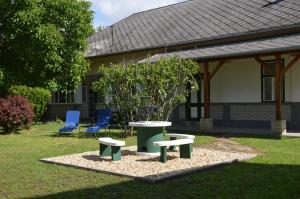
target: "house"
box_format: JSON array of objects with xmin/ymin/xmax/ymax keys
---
[{"xmin": 47, "ymin": 0, "xmax": 300, "ymax": 135}]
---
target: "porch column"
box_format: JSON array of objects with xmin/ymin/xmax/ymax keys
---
[
  {"xmin": 200, "ymin": 61, "xmax": 213, "ymax": 130},
  {"xmin": 271, "ymin": 53, "xmax": 286, "ymax": 134},
  {"xmin": 275, "ymin": 54, "xmax": 282, "ymax": 121},
  {"xmin": 203, "ymin": 61, "xmax": 210, "ymax": 118}
]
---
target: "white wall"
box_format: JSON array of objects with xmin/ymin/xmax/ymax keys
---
[
  {"xmin": 209, "ymin": 59, "xmax": 261, "ymax": 103},
  {"xmin": 206, "ymin": 55, "xmax": 300, "ymax": 103},
  {"xmin": 285, "ymin": 55, "xmax": 300, "ymax": 102}
]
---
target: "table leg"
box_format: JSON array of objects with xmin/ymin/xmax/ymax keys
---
[
  {"xmin": 100, "ymin": 144, "xmax": 111, "ymax": 157},
  {"xmin": 160, "ymin": 146, "xmax": 167, "ymax": 163},
  {"xmin": 180, "ymin": 144, "xmax": 192, "ymax": 159},
  {"xmin": 111, "ymin": 146, "xmax": 122, "ymax": 161}
]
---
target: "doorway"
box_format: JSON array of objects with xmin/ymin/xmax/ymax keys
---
[
  {"xmin": 186, "ymin": 76, "xmax": 205, "ymax": 121},
  {"xmin": 88, "ymin": 85, "xmax": 99, "ymax": 118}
]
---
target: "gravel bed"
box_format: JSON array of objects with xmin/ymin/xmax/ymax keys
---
[{"xmin": 41, "ymin": 141, "xmax": 258, "ymax": 183}]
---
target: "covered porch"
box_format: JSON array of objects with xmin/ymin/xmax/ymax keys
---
[
  {"xmin": 147, "ymin": 33, "xmax": 300, "ymax": 135},
  {"xmin": 167, "ymin": 126, "xmax": 300, "ymax": 137}
]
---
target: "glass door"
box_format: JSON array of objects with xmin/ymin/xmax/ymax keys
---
[{"xmin": 88, "ymin": 85, "xmax": 98, "ymax": 118}]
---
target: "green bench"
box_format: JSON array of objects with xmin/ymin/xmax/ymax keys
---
[
  {"xmin": 153, "ymin": 139, "xmax": 194, "ymax": 163},
  {"xmin": 99, "ymin": 137, "xmax": 125, "ymax": 161}
]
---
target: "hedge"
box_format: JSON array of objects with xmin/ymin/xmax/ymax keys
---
[{"xmin": 9, "ymin": 85, "xmax": 51, "ymax": 122}]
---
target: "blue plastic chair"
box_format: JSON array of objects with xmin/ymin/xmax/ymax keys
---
[
  {"xmin": 59, "ymin": 111, "xmax": 80, "ymax": 133},
  {"xmin": 85, "ymin": 109, "xmax": 112, "ymax": 134}
]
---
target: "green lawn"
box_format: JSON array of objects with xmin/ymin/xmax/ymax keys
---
[{"xmin": 0, "ymin": 124, "xmax": 299, "ymax": 199}]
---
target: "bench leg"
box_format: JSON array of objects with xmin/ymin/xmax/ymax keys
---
[
  {"xmin": 169, "ymin": 137, "xmax": 177, "ymax": 151},
  {"xmin": 111, "ymin": 146, "xmax": 122, "ymax": 161},
  {"xmin": 180, "ymin": 144, "xmax": 192, "ymax": 159},
  {"xmin": 160, "ymin": 146, "xmax": 168, "ymax": 163},
  {"xmin": 99, "ymin": 144, "xmax": 111, "ymax": 157}
]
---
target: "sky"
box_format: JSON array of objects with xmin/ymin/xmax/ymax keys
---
[{"xmin": 89, "ymin": 0, "xmax": 183, "ymax": 28}]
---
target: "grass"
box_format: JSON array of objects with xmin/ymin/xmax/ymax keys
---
[{"xmin": 0, "ymin": 124, "xmax": 299, "ymax": 199}]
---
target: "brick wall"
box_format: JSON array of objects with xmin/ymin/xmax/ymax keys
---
[
  {"xmin": 47, "ymin": 104, "xmax": 87, "ymax": 120},
  {"xmin": 210, "ymin": 104, "xmax": 224, "ymax": 120},
  {"xmin": 171, "ymin": 103, "xmax": 296, "ymax": 129},
  {"xmin": 230, "ymin": 104, "xmax": 291, "ymax": 121}
]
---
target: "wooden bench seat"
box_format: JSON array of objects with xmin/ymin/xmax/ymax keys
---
[
  {"xmin": 99, "ymin": 137, "xmax": 125, "ymax": 161},
  {"xmin": 153, "ymin": 139, "xmax": 194, "ymax": 163}
]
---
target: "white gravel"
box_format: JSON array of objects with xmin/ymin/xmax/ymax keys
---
[{"xmin": 41, "ymin": 142, "xmax": 258, "ymax": 182}]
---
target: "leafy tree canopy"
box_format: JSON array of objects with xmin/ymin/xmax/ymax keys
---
[
  {"xmin": 93, "ymin": 56, "xmax": 199, "ymax": 135},
  {"xmin": 0, "ymin": 0, "xmax": 93, "ymax": 91}
]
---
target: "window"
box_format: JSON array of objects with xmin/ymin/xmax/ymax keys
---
[
  {"xmin": 186, "ymin": 75, "xmax": 202, "ymax": 121},
  {"xmin": 51, "ymin": 86, "xmax": 88, "ymax": 104},
  {"xmin": 51, "ymin": 91, "xmax": 75, "ymax": 104},
  {"xmin": 263, "ymin": 77, "xmax": 274, "ymax": 101},
  {"xmin": 261, "ymin": 60, "xmax": 284, "ymax": 102}
]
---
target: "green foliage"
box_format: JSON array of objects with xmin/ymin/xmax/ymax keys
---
[
  {"xmin": 0, "ymin": 69, "xmax": 4, "ymax": 87},
  {"xmin": 93, "ymin": 63, "xmax": 142, "ymax": 134},
  {"xmin": 9, "ymin": 85, "xmax": 51, "ymax": 122},
  {"xmin": 0, "ymin": 0, "xmax": 93, "ymax": 91},
  {"xmin": 139, "ymin": 57, "xmax": 199, "ymax": 120},
  {"xmin": 93, "ymin": 56, "xmax": 199, "ymax": 133}
]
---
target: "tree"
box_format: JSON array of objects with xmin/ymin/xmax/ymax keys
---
[
  {"xmin": 93, "ymin": 56, "xmax": 199, "ymax": 135},
  {"xmin": 0, "ymin": 0, "xmax": 93, "ymax": 91},
  {"xmin": 139, "ymin": 57, "xmax": 199, "ymax": 121},
  {"xmin": 94, "ymin": 25, "xmax": 105, "ymax": 33},
  {"xmin": 93, "ymin": 63, "xmax": 143, "ymax": 135}
]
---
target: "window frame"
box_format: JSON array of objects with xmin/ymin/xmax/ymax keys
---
[
  {"xmin": 186, "ymin": 75, "xmax": 206, "ymax": 121},
  {"xmin": 261, "ymin": 59, "xmax": 285, "ymax": 103},
  {"xmin": 51, "ymin": 91, "xmax": 75, "ymax": 104},
  {"xmin": 81, "ymin": 86, "xmax": 87, "ymax": 103}
]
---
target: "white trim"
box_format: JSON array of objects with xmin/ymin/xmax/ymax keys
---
[
  {"xmin": 167, "ymin": 133, "xmax": 195, "ymax": 139},
  {"xmin": 99, "ymin": 137, "xmax": 125, "ymax": 146},
  {"xmin": 153, "ymin": 139, "xmax": 194, "ymax": 147},
  {"xmin": 129, "ymin": 121, "xmax": 172, "ymax": 127}
]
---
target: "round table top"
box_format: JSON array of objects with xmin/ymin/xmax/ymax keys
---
[{"xmin": 129, "ymin": 121, "xmax": 172, "ymax": 127}]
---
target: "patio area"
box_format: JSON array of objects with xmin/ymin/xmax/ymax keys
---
[{"xmin": 41, "ymin": 138, "xmax": 259, "ymax": 183}]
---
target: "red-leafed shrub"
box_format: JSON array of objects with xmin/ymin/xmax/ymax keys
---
[{"xmin": 0, "ymin": 96, "xmax": 34, "ymax": 133}]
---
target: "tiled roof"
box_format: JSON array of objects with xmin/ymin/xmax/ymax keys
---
[
  {"xmin": 142, "ymin": 33, "xmax": 300, "ymax": 62},
  {"xmin": 85, "ymin": 0, "xmax": 300, "ymax": 58}
]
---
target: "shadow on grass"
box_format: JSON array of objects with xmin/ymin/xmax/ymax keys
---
[
  {"xmin": 29, "ymin": 162, "xmax": 300, "ymax": 199},
  {"xmin": 0, "ymin": 129, "xmax": 21, "ymax": 135},
  {"xmin": 168, "ymin": 130, "xmax": 282, "ymax": 140},
  {"xmin": 46, "ymin": 132, "xmax": 78, "ymax": 138},
  {"xmin": 214, "ymin": 133, "xmax": 282, "ymax": 140},
  {"xmin": 45, "ymin": 130, "xmax": 137, "ymax": 141},
  {"xmin": 167, "ymin": 127, "xmax": 284, "ymax": 140},
  {"xmin": 0, "ymin": 130, "xmax": 10, "ymax": 135}
]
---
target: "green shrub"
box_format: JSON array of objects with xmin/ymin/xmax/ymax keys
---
[{"xmin": 9, "ymin": 85, "xmax": 51, "ymax": 122}]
